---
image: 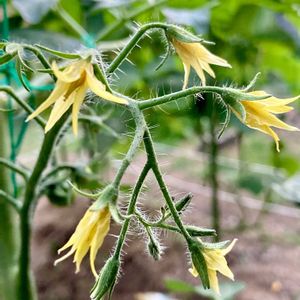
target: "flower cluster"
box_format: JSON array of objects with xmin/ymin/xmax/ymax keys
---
[
  {"xmin": 27, "ymin": 59, "xmax": 128, "ymax": 135},
  {"xmin": 54, "ymin": 206, "xmax": 111, "ymax": 277}
]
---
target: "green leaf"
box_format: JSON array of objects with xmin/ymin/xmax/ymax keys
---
[
  {"xmin": 194, "ymin": 281, "xmax": 245, "ymax": 300},
  {"xmin": 15, "ymin": 58, "xmax": 31, "ymax": 92}
]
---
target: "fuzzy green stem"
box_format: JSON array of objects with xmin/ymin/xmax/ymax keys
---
[
  {"xmin": 107, "ymin": 22, "xmax": 168, "ymax": 73},
  {"xmin": 17, "ymin": 117, "xmax": 67, "ymax": 300},
  {"xmin": 143, "ymin": 129, "xmax": 192, "ymax": 243},
  {"xmin": 114, "ymin": 162, "xmax": 151, "ymax": 259},
  {"xmin": 138, "ymin": 86, "xmax": 226, "ymax": 110},
  {"xmin": 112, "ymin": 104, "xmax": 146, "ymax": 188},
  {"xmin": 209, "ymin": 107, "xmax": 220, "ymax": 240}
]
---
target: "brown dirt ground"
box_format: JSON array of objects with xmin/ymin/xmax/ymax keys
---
[{"xmin": 32, "ymin": 151, "xmax": 300, "ymax": 300}]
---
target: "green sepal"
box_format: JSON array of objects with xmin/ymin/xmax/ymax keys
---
[
  {"xmin": 67, "ymin": 180, "xmax": 100, "ymax": 199},
  {"xmin": 199, "ymin": 239, "xmax": 231, "ymax": 250},
  {"xmin": 90, "ymin": 256, "xmax": 120, "ymax": 300},
  {"xmin": 218, "ymin": 106, "xmax": 231, "ymax": 139},
  {"xmin": 35, "ymin": 44, "xmax": 81, "ymax": 59},
  {"xmin": 166, "ymin": 24, "xmax": 203, "ymax": 43},
  {"xmin": 17, "ymin": 49, "xmax": 35, "ymax": 72},
  {"xmin": 108, "ymin": 200, "xmax": 123, "ymax": 224},
  {"xmin": 155, "ymin": 31, "xmax": 171, "ymax": 71},
  {"xmin": 0, "ymin": 52, "xmax": 15, "ymax": 65},
  {"xmin": 242, "ymin": 72, "xmax": 261, "ymax": 92},
  {"xmin": 186, "ymin": 225, "xmax": 216, "ymax": 237},
  {"xmin": 16, "ymin": 58, "xmax": 31, "ymax": 92},
  {"xmin": 189, "ymin": 242, "xmax": 210, "ymax": 289},
  {"xmin": 90, "ymin": 184, "xmax": 118, "ymax": 211},
  {"xmin": 230, "ymin": 100, "xmax": 246, "ymax": 122}
]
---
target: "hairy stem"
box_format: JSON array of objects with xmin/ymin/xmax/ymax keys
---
[
  {"xmin": 114, "ymin": 162, "xmax": 151, "ymax": 259},
  {"xmin": 143, "ymin": 129, "xmax": 192, "ymax": 243},
  {"xmin": 107, "ymin": 22, "xmax": 168, "ymax": 73},
  {"xmin": 17, "ymin": 117, "xmax": 67, "ymax": 300}
]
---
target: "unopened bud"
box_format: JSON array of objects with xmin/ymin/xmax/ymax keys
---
[
  {"xmin": 147, "ymin": 236, "xmax": 161, "ymax": 261},
  {"xmin": 90, "ymin": 256, "xmax": 119, "ymax": 300}
]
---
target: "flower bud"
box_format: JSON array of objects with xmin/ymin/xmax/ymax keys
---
[
  {"xmin": 90, "ymin": 256, "xmax": 120, "ymax": 300},
  {"xmin": 147, "ymin": 234, "xmax": 161, "ymax": 261},
  {"xmin": 175, "ymin": 193, "xmax": 192, "ymax": 213}
]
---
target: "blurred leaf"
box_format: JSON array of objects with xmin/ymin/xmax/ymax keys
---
[
  {"xmin": 164, "ymin": 279, "xmax": 195, "ymax": 293},
  {"xmin": 11, "ymin": 29, "xmax": 81, "ymax": 51},
  {"xmin": 167, "ymin": 0, "xmax": 209, "ymax": 8},
  {"xmin": 60, "ymin": 0, "xmax": 82, "ymax": 23},
  {"xmin": 238, "ymin": 173, "xmax": 264, "ymax": 194},
  {"xmin": 194, "ymin": 281, "xmax": 245, "ymax": 300},
  {"xmin": 272, "ymin": 152, "xmax": 300, "ymax": 176},
  {"xmin": 12, "ymin": 0, "xmax": 57, "ymax": 24},
  {"xmin": 260, "ymin": 40, "xmax": 300, "ymax": 92}
]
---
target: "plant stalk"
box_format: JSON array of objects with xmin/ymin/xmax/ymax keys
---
[{"xmin": 0, "ymin": 111, "xmax": 19, "ymax": 300}]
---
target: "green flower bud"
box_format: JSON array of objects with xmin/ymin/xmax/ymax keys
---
[
  {"xmin": 147, "ymin": 235, "xmax": 161, "ymax": 261},
  {"xmin": 90, "ymin": 256, "xmax": 120, "ymax": 300},
  {"xmin": 175, "ymin": 193, "xmax": 192, "ymax": 213}
]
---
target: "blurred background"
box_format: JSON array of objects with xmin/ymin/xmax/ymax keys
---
[{"xmin": 1, "ymin": 0, "xmax": 300, "ymax": 299}]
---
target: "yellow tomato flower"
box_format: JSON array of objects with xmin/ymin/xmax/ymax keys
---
[
  {"xmin": 172, "ymin": 39, "xmax": 231, "ymax": 88},
  {"xmin": 27, "ymin": 59, "xmax": 128, "ymax": 135},
  {"xmin": 190, "ymin": 239, "xmax": 237, "ymax": 295},
  {"xmin": 230, "ymin": 91, "xmax": 299, "ymax": 152},
  {"xmin": 54, "ymin": 207, "xmax": 111, "ymax": 277}
]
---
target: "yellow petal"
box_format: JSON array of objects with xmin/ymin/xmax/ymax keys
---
[
  {"xmin": 182, "ymin": 62, "xmax": 190, "ymax": 90},
  {"xmin": 86, "ymin": 70, "xmax": 128, "ymax": 104},
  {"xmin": 71, "ymin": 84, "xmax": 88, "ymax": 136},
  {"xmin": 189, "ymin": 265, "xmax": 199, "ymax": 277},
  {"xmin": 208, "ymin": 269, "xmax": 220, "ymax": 295},
  {"xmin": 45, "ymin": 93, "xmax": 75, "ymax": 133},
  {"xmin": 52, "ymin": 60, "xmax": 86, "ymax": 83},
  {"xmin": 26, "ymin": 81, "xmax": 69, "ymax": 121},
  {"xmin": 192, "ymin": 58, "xmax": 206, "ymax": 86},
  {"xmin": 204, "ymin": 251, "xmax": 234, "ymax": 280},
  {"xmin": 89, "ymin": 211, "xmax": 110, "ymax": 277},
  {"xmin": 221, "ymin": 239, "xmax": 238, "ymax": 256}
]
